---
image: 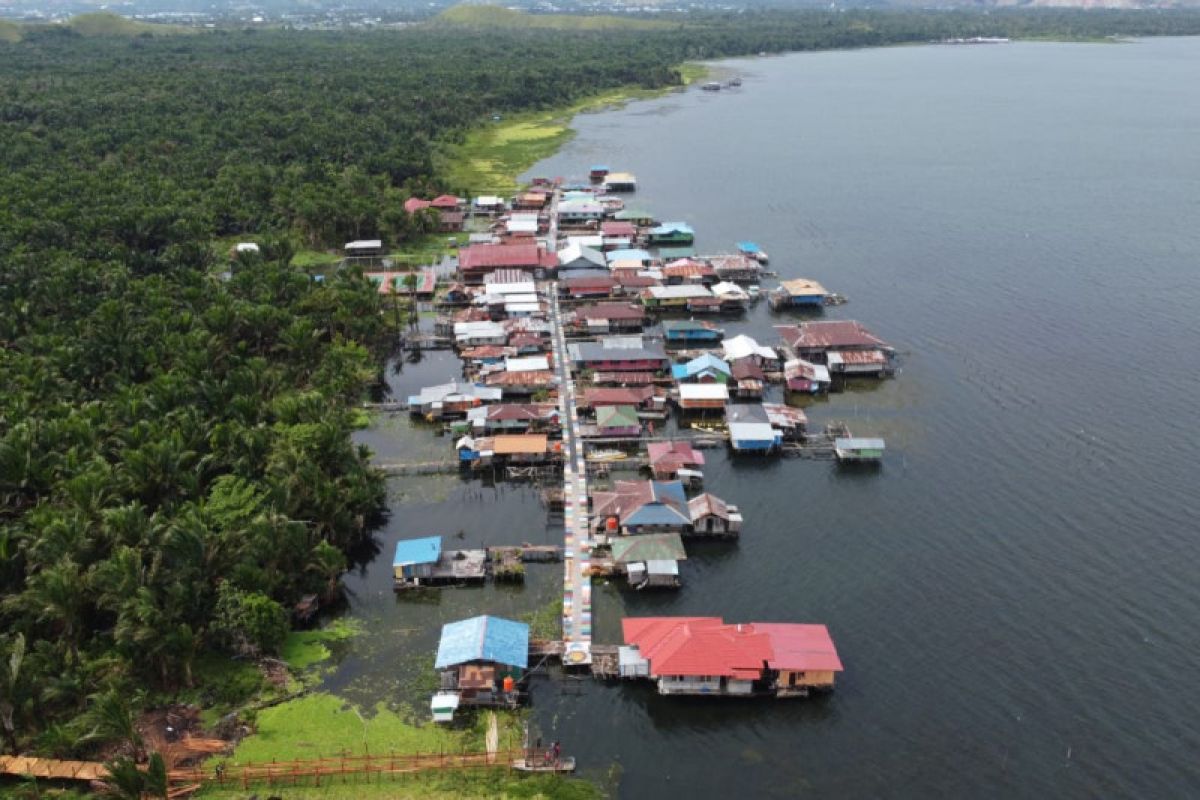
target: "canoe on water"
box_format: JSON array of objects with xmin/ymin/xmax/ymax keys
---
[{"xmin": 512, "ymin": 756, "xmax": 577, "ymax": 773}]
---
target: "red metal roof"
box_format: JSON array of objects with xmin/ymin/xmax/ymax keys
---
[
  {"xmin": 663, "ymin": 261, "xmax": 716, "ymax": 279},
  {"xmin": 576, "ymin": 303, "xmax": 645, "ymax": 321},
  {"xmin": 613, "ymin": 273, "xmax": 659, "ymax": 288},
  {"xmin": 563, "ymin": 275, "xmax": 617, "ymax": 290},
  {"xmin": 623, "ymin": 618, "xmax": 773, "ymax": 678},
  {"xmin": 729, "ymin": 357, "xmax": 764, "ymax": 381},
  {"xmin": 646, "ymin": 441, "xmax": 706, "ymax": 467},
  {"xmin": 459, "ymin": 244, "xmax": 558, "ymax": 273},
  {"xmin": 404, "ymin": 198, "xmax": 432, "ymax": 214},
  {"xmin": 601, "ymin": 221, "xmax": 637, "ymax": 236},
  {"xmin": 623, "ymin": 618, "xmax": 842, "ymax": 677},
  {"xmin": 754, "ymin": 624, "xmax": 843, "ymax": 672},
  {"xmin": 582, "ymin": 386, "xmax": 653, "ymax": 407},
  {"xmin": 776, "ymin": 321, "xmax": 889, "ymax": 350},
  {"xmin": 431, "ymin": 194, "xmax": 461, "ymax": 208}
]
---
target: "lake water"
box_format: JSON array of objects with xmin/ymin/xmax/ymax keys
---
[{"xmin": 346, "ymin": 38, "xmax": 1200, "ymax": 798}]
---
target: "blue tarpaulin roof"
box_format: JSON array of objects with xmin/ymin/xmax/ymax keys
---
[
  {"xmin": 393, "ymin": 536, "xmax": 441, "ymax": 568},
  {"xmin": 606, "ymin": 248, "xmax": 652, "ymax": 264},
  {"xmin": 435, "ymin": 615, "xmax": 529, "ymax": 669},
  {"xmin": 672, "ymin": 357, "xmax": 734, "ymax": 381},
  {"xmin": 736, "ymin": 241, "xmax": 762, "ymax": 254}
]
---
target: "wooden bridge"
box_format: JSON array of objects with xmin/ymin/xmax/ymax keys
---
[{"xmin": 1, "ymin": 749, "xmax": 526, "ymax": 792}]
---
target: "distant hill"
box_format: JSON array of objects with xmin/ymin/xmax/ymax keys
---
[
  {"xmin": 0, "ymin": 19, "xmax": 23, "ymax": 42},
  {"xmin": 436, "ymin": 4, "xmax": 673, "ymax": 30},
  {"xmin": 66, "ymin": 12, "xmax": 191, "ymax": 36},
  {"xmin": 0, "ymin": 12, "xmax": 192, "ymax": 41}
]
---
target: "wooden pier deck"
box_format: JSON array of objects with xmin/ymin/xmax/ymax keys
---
[{"xmin": 549, "ymin": 281, "xmax": 593, "ymax": 666}]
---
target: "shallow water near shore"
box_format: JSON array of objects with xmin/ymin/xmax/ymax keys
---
[{"xmin": 336, "ymin": 38, "xmax": 1200, "ymax": 798}]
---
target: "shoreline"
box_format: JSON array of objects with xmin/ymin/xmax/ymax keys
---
[{"xmin": 434, "ymin": 60, "xmax": 711, "ymax": 196}]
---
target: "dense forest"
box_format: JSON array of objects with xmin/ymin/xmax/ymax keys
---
[{"xmin": 2, "ymin": 8, "xmax": 1199, "ymax": 760}]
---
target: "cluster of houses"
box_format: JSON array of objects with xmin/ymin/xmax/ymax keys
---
[{"xmin": 388, "ymin": 169, "xmax": 863, "ymax": 715}]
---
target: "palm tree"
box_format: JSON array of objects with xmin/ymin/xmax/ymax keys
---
[
  {"xmin": 306, "ymin": 540, "xmax": 346, "ymax": 603},
  {"xmin": 0, "ymin": 633, "xmax": 28, "ymax": 754}
]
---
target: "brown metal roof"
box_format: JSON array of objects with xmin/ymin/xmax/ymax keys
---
[{"xmin": 776, "ymin": 321, "xmax": 889, "ymax": 350}]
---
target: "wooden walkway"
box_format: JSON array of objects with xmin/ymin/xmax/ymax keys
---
[
  {"xmin": 549, "ymin": 283, "xmax": 593, "ymax": 667},
  {"xmin": 1, "ymin": 750, "xmax": 525, "ymax": 790},
  {"xmin": 0, "ymin": 755, "xmax": 109, "ymax": 781}
]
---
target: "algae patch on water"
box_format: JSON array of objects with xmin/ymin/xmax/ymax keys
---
[
  {"xmin": 227, "ymin": 693, "xmax": 459, "ymax": 762},
  {"xmin": 282, "ymin": 618, "xmax": 364, "ymax": 671}
]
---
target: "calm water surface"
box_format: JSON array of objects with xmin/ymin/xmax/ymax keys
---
[{"xmin": 344, "ymin": 39, "xmax": 1200, "ymax": 798}]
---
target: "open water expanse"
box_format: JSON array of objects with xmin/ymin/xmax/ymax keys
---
[{"xmin": 343, "ymin": 38, "xmax": 1200, "ymax": 798}]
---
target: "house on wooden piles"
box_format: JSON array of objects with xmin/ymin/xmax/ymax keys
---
[
  {"xmin": 729, "ymin": 357, "xmax": 765, "ymax": 399},
  {"xmin": 646, "ymin": 441, "xmax": 706, "ymax": 487},
  {"xmin": 618, "ymin": 617, "xmax": 843, "ymax": 697},
  {"xmin": 775, "ymin": 321, "xmax": 894, "ymax": 377},
  {"xmin": 613, "ymin": 207, "xmax": 655, "ymax": 227},
  {"xmin": 591, "ymin": 480, "xmax": 691, "ymax": 536},
  {"xmin": 726, "ymin": 403, "xmax": 782, "ymax": 454},
  {"xmin": 710, "ymin": 281, "xmax": 751, "ymax": 314},
  {"xmin": 662, "ymin": 259, "xmax": 717, "ymax": 286},
  {"xmin": 409, "ymin": 381, "xmax": 502, "ymax": 419},
  {"xmin": 662, "ymin": 319, "xmax": 724, "ymax": 346},
  {"xmin": 610, "ymin": 533, "xmax": 687, "ymax": 590},
  {"xmin": 677, "ymin": 382, "xmax": 730, "ymax": 412},
  {"xmin": 454, "ymin": 320, "xmax": 508, "ymax": 347},
  {"xmin": 571, "ymin": 303, "xmax": 647, "ymax": 335},
  {"xmin": 603, "ymin": 172, "xmax": 638, "ymax": 193},
  {"xmin": 672, "ymin": 353, "xmax": 732, "ymax": 384},
  {"xmin": 834, "ymin": 437, "xmax": 886, "ymax": 464},
  {"xmin": 762, "ymin": 403, "xmax": 808, "ymax": 441},
  {"xmin": 607, "ymin": 248, "xmax": 655, "ymax": 269},
  {"xmin": 722, "ymin": 334, "xmax": 779, "ymax": 370},
  {"xmin": 647, "ymin": 222, "xmax": 695, "ymax": 247},
  {"xmin": 784, "ymin": 358, "xmax": 832, "ymax": 395},
  {"xmin": 561, "ymin": 274, "xmax": 617, "ymax": 300},
  {"xmin": 432, "ymin": 616, "xmax": 529, "ymax": 722},
  {"xmin": 483, "ymin": 369, "xmax": 556, "ymax": 397},
  {"xmin": 707, "ymin": 254, "xmax": 763, "ymax": 282},
  {"xmin": 457, "ymin": 243, "xmax": 558, "ymax": 283},
  {"xmin": 569, "ymin": 338, "xmax": 670, "ymax": 374},
  {"xmin": 557, "ymin": 242, "xmax": 607, "ymax": 272},
  {"xmin": 593, "ymin": 405, "xmax": 642, "ymax": 438},
  {"xmin": 513, "ymin": 191, "xmax": 549, "ymax": 211},
  {"xmin": 557, "ymin": 199, "xmax": 606, "ymax": 226},
  {"xmin": 467, "ymin": 403, "xmax": 560, "ymax": 435},
  {"xmin": 770, "ymin": 278, "xmax": 828, "ymax": 309},
  {"xmin": 394, "ymin": 536, "xmax": 486, "ymax": 590},
  {"xmin": 589, "ymin": 164, "xmax": 610, "ymax": 182},
  {"xmin": 581, "ymin": 386, "xmax": 662, "ymax": 416},
  {"xmin": 456, "ymin": 434, "xmax": 557, "ymax": 467},
  {"xmin": 600, "ymin": 220, "xmax": 636, "ymax": 251},
  {"xmin": 472, "ymin": 195, "xmax": 507, "ymax": 215},
  {"xmin": 641, "ymin": 285, "xmax": 714, "ymax": 311},
  {"xmin": 688, "ymin": 492, "xmax": 742, "ymax": 537}
]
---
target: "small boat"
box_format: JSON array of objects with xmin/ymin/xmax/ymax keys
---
[
  {"xmin": 736, "ymin": 241, "xmax": 769, "ymax": 264},
  {"xmin": 727, "ymin": 77, "xmax": 742, "ymax": 87},
  {"xmin": 512, "ymin": 756, "xmax": 576, "ymax": 773},
  {"xmin": 701, "ymin": 82, "xmax": 722, "ymax": 92},
  {"xmin": 588, "ymin": 449, "xmax": 627, "ymax": 462}
]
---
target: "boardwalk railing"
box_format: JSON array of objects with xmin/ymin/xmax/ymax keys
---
[
  {"xmin": 3, "ymin": 749, "xmax": 523, "ymax": 791},
  {"xmin": 175, "ymin": 749, "xmax": 523, "ymax": 789}
]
